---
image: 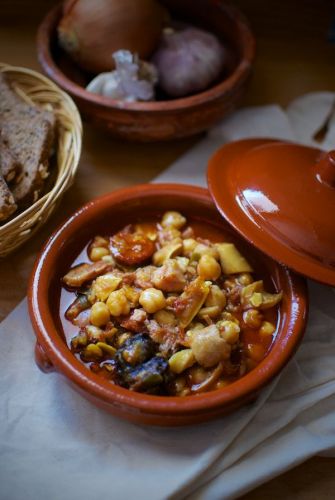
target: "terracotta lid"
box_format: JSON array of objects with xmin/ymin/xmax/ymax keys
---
[{"xmin": 207, "ymin": 138, "xmax": 335, "ymax": 286}]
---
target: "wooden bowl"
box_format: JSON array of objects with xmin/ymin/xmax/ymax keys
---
[
  {"xmin": 28, "ymin": 184, "xmax": 308, "ymax": 426},
  {"xmin": 0, "ymin": 63, "xmax": 82, "ymax": 257},
  {"xmin": 37, "ymin": 1, "xmax": 255, "ymax": 142}
]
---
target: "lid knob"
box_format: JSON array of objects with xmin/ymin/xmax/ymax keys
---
[{"xmin": 316, "ymin": 150, "xmax": 335, "ymax": 187}]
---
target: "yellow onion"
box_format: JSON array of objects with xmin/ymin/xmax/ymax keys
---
[{"xmin": 58, "ymin": 0, "xmax": 168, "ymax": 73}]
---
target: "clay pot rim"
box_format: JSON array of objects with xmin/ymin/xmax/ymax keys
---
[
  {"xmin": 36, "ymin": 3, "xmax": 256, "ymax": 113},
  {"xmin": 28, "ymin": 183, "xmax": 308, "ymax": 416}
]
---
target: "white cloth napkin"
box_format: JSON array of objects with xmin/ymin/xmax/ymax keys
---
[{"xmin": 1, "ymin": 94, "xmax": 335, "ymax": 500}]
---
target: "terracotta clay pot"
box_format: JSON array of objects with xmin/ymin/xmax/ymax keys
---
[
  {"xmin": 36, "ymin": 1, "xmax": 255, "ymax": 142},
  {"xmin": 28, "ymin": 184, "xmax": 308, "ymax": 426}
]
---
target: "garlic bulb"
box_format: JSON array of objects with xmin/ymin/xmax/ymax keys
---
[
  {"xmin": 152, "ymin": 27, "xmax": 227, "ymax": 98},
  {"xmin": 58, "ymin": 0, "xmax": 167, "ymax": 73},
  {"xmin": 86, "ymin": 50, "xmax": 158, "ymax": 102}
]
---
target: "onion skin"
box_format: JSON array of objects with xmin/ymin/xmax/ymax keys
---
[
  {"xmin": 58, "ymin": 0, "xmax": 168, "ymax": 73},
  {"xmin": 152, "ymin": 28, "xmax": 227, "ymax": 98}
]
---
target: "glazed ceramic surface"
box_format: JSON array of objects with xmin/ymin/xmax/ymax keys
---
[
  {"xmin": 207, "ymin": 139, "xmax": 335, "ymax": 286},
  {"xmin": 28, "ymin": 184, "xmax": 307, "ymax": 426},
  {"xmin": 36, "ymin": 0, "xmax": 255, "ymax": 142}
]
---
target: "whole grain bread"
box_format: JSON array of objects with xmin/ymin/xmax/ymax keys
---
[
  {"xmin": 0, "ymin": 174, "xmax": 17, "ymax": 222},
  {"xmin": 0, "ymin": 73, "xmax": 55, "ymax": 207},
  {"xmin": 0, "ymin": 131, "xmax": 21, "ymax": 183}
]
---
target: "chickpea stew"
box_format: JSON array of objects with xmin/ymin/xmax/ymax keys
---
[{"xmin": 61, "ymin": 211, "xmax": 283, "ymax": 396}]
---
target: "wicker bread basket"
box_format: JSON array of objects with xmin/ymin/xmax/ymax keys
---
[{"xmin": 0, "ymin": 62, "xmax": 82, "ymax": 257}]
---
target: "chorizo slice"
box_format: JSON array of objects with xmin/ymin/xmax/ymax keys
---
[{"xmin": 110, "ymin": 231, "xmax": 155, "ymax": 266}]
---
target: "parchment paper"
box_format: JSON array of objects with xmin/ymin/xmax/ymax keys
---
[{"xmin": 1, "ymin": 94, "xmax": 334, "ymax": 500}]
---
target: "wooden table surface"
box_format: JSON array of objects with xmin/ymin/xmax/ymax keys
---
[{"xmin": 1, "ymin": 1, "xmax": 335, "ymax": 498}]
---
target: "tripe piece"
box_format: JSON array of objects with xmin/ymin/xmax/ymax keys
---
[
  {"xmin": 215, "ymin": 243, "xmax": 253, "ymax": 274},
  {"xmin": 174, "ymin": 277, "xmax": 210, "ymax": 328}
]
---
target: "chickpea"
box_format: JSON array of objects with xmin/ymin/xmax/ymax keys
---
[
  {"xmin": 152, "ymin": 248, "xmax": 167, "ymax": 267},
  {"xmin": 205, "ymin": 285, "xmax": 226, "ymax": 310},
  {"xmin": 106, "ymin": 289, "xmax": 130, "ymax": 317},
  {"xmin": 218, "ymin": 320, "xmax": 240, "ymax": 344},
  {"xmin": 197, "ymin": 255, "xmax": 221, "ymax": 281},
  {"xmin": 192, "ymin": 243, "xmax": 219, "ymax": 261},
  {"xmin": 247, "ymin": 343, "xmax": 266, "ymax": 362},
  {"xmin": 259, "ymin": 321, "xmax": 276, "ymax": 336},
  {"xmin": 158, "ymin": 228, "xmax": 182, "ymax": 245},
  {"xmin": 169, "ymin": 349, "xmax": 195, "ymax": 374},
  {"xmin": 90, "ymin": 301, "xmax": 110, "ymax": 327},
  {"xmin": 89, "ymin": 246, "xmax": 110, "ymax": 262},
  {"xmin": 161, "ymin": 211, "xmax": 186, "ymax": 229},
  {"xmin": 182, "ymin": 238, "xmax": 197, "ymax": 256},
  {"xmin": 139, "ymin": 288, "xmax": 166, "ymax": 314},
  {"xmin": 101, "ymin": 255, "xmax": 115, "ymax": 264},
  {"xmin": 243, "ymin": 309, "xmax": 263, "ymax": 329},
  {"xmin": 221, "ymin": 311, "xmax": 240, "ymax": 325},
  {"xmin": 81, "ymin": 343, "xmax": 103, "ymax": 362}
]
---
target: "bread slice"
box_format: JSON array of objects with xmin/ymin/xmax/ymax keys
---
[
  {"xmin": 2, "ymin": 113, "xmax": 55, "ymax": 206},
  {"xmin": 0, "ymin": 73, "xmax": 18, "ymax": 111},
  {"xmin": 0, "ymin": 73, "xmax": 55, "ymax": 207},
  {"xmin": 0, "ymin": 131, "xmax": 21, "ymax": 183},
  {"xmin": 0, "ymin": 174, "xmax": 17, "ymax": 222}
]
